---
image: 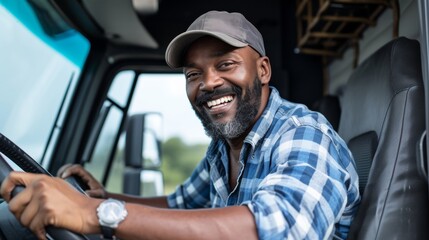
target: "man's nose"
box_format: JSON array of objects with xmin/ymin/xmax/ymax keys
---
[{"xmin": 200, "ymin": 70, "xmax": 223, "ymax": 91}]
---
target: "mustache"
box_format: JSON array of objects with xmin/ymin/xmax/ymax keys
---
[{"xmin": 195, "ymin": 86, "xmax": 241, "ymax": 106}]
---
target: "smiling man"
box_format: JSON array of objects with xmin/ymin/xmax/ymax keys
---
[
  {"xmin": 1, "ymin": 11, "xmax": 360, "ymax": 240},
  {"xmin": 185, "ymin": 36, "xmax": 266, "ymax": 142}
]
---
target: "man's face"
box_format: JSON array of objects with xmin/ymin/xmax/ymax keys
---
[{"xmin": 183, "ymin": 37, "xmax": 264, "ymax": 140}]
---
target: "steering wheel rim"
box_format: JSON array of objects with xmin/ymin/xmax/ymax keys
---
[{"xmin": 0, "ymin": 132, "xmax": 88, "ymax": 240}]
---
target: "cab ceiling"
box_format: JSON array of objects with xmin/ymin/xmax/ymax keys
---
[{"xmin": 79, "ymin": 0, "xmax": 285, "ymax": 59}]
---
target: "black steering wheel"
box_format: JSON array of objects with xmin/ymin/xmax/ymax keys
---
[{"xmin": 0, "ymin": 133, "xmax": 89, "ymax": 240}]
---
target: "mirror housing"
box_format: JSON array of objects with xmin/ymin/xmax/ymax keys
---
[
  {"xmin": 123, "ymin": 112, "xmax": 163, "ymax": 196},
  {"xmin": 125, "ymin": 113, "xmax": 162, "ymax": 169}
]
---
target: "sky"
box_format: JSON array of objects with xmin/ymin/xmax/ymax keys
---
[{"xmin": 128, "ymin": 74, "xmax": 211, "ymax": 145}]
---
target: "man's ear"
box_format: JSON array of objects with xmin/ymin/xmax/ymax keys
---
[{"xmin": 257, "ymin": 56, "xmax": 271, "ymax": 85}]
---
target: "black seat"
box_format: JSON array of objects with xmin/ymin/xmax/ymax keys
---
[
  {"xmin": 338, "ymin": 37, "xmax": 429, "ymax": 239},
  {"xmin": 311, "ymin": 95, "xmax": 341, "ymax": 131}
]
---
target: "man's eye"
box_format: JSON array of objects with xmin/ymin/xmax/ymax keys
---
[
  {"xmin": 219, "ymin": 62, "xmax": 235, "ymax": 69},
  {"xmin": 186, "ymin": 72, "xmax": 200, "ymax": 80}
]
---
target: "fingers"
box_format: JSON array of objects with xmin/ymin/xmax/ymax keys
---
[
  {"xmin": 18, "ymin": 193, "xmax": 39, "ymax": 227},
  {"xmin": 58, "ymin": 164, "xmax": 84, "ymax": 178},
  {"xmin": 18, "ymin": 191, "xmax": 47, "ymax": 240},
  {"xmin": 57, "ymin": 164, "xmax": 106, "ymax": 198},
  {"xmin": 26, "ymin": 193, "xmax": 61, "ymax": 240},
  {"xmin": 8, "ymin": 183, "xmax": 34, "ymax": 220},
  {"xmin": 27, "ymin": 217, "xmax": 47, "ymax": 240},
  {"xmin": 2, "ymin": 172, "xmax": 99, "ymax": 236},
  {"xmin": 0, "ymin": 171, "xmax": 33, "ymax": 201},
  {"xmin": 56, "ymin": 163, "xmax": 72, "ymax": 177},
  {"xmin": 1, "ymin": 172, "xmax": 50, "ymax": 240},
  {"xmin": 59, "ymin": 164, "xmax": 97, "ymax": 187},
  {"xmin": 86, "ymin": 189, "xmax": 106, "ymax": 198}
]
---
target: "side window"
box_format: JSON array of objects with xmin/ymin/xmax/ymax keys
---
[
  {"xmin": 84, "ymin": 71, "xmax": 135, "ymax": 184},
  {"xmin": 86, "ymin": 72, "xmax": 210, "ymax": 196}
]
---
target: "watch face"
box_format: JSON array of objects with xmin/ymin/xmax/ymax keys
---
[
  {"xmin": 101, "ymin": 202, "xmax": 123, "ymax": 224},
  {"xmin": 98, "ymin": 199, "xmax": 127, "ymax": 227}
]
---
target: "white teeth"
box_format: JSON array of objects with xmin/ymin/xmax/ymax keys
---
[{"xmin": 207, "ymin": 96, "xmax": 233, "ymax": 108}]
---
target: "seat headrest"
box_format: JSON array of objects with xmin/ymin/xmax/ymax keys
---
[{"xmin": 338, "ymin": 37, "xmax": 423, "ymax": 142}]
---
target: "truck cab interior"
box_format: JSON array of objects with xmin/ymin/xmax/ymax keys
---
[{"xmin": 0, "ymin": 0, "xmax": 428, "ymax": 239}]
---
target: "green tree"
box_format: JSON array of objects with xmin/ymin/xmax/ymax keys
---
[{"xmin": 161, "ymin": 136, "xmax": 208, "ymax": 193}]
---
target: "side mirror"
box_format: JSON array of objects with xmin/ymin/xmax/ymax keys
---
[{"xmin": 123, "ymin": 112, "xmax": 164, "ymax": 196}]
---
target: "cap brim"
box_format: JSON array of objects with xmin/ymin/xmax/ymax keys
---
[{"xmin": 165, "ymin": 30, "xmax": 248, "ymax": 68}]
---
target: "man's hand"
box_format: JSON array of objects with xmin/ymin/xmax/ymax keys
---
[
  {"xmin": 0, "ymin": 172, "xmax": 101, "ymax": 240},
  {"xmin": 57, "ymin": 164, "xmax": 106, "ymax": 199}
]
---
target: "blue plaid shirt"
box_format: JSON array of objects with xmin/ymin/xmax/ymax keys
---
[{"xmin": 167, "ymin": 87, "xmax": 360, "ymax": 239}]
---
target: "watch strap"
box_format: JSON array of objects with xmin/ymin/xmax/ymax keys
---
[{"xmin": 100, "ymin": 226, "xmax": 115, "ymax": 240}]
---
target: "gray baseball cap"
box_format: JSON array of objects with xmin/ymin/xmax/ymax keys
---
[{"xmin": 165, "ymin": 10, "xmax": 265, "ymax": 68}]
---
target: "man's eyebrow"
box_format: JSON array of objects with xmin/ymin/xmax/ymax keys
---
[
  {"xmin": 182, "ymin": 66, "xmax": 192, "ymax": 74},
  {"xmin": 183, "ymin": 63, "xmax": 195, "ymax": 69}
]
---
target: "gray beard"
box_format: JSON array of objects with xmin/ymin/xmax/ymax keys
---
[{"xmin": 192, "ymin": 77, "xmax": 262, "ymax": 141}]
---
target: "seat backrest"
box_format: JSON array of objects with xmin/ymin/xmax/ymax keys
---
[
  {"xmin": 311, "ymin": 95, "xmax": 341, "ymax": 131},
  {"xmin": 338, "ymin": 37, "xmax": 429, "ymax": 239}
]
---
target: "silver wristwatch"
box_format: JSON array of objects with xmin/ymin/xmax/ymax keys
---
[{"xmin": 97, "ymin": 198, "xmax": 128, "ymax": 239}]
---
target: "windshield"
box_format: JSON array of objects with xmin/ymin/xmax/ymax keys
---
[{"xmin": 0, "ymin": 0, "xmax": 90, "ymax": 167}]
